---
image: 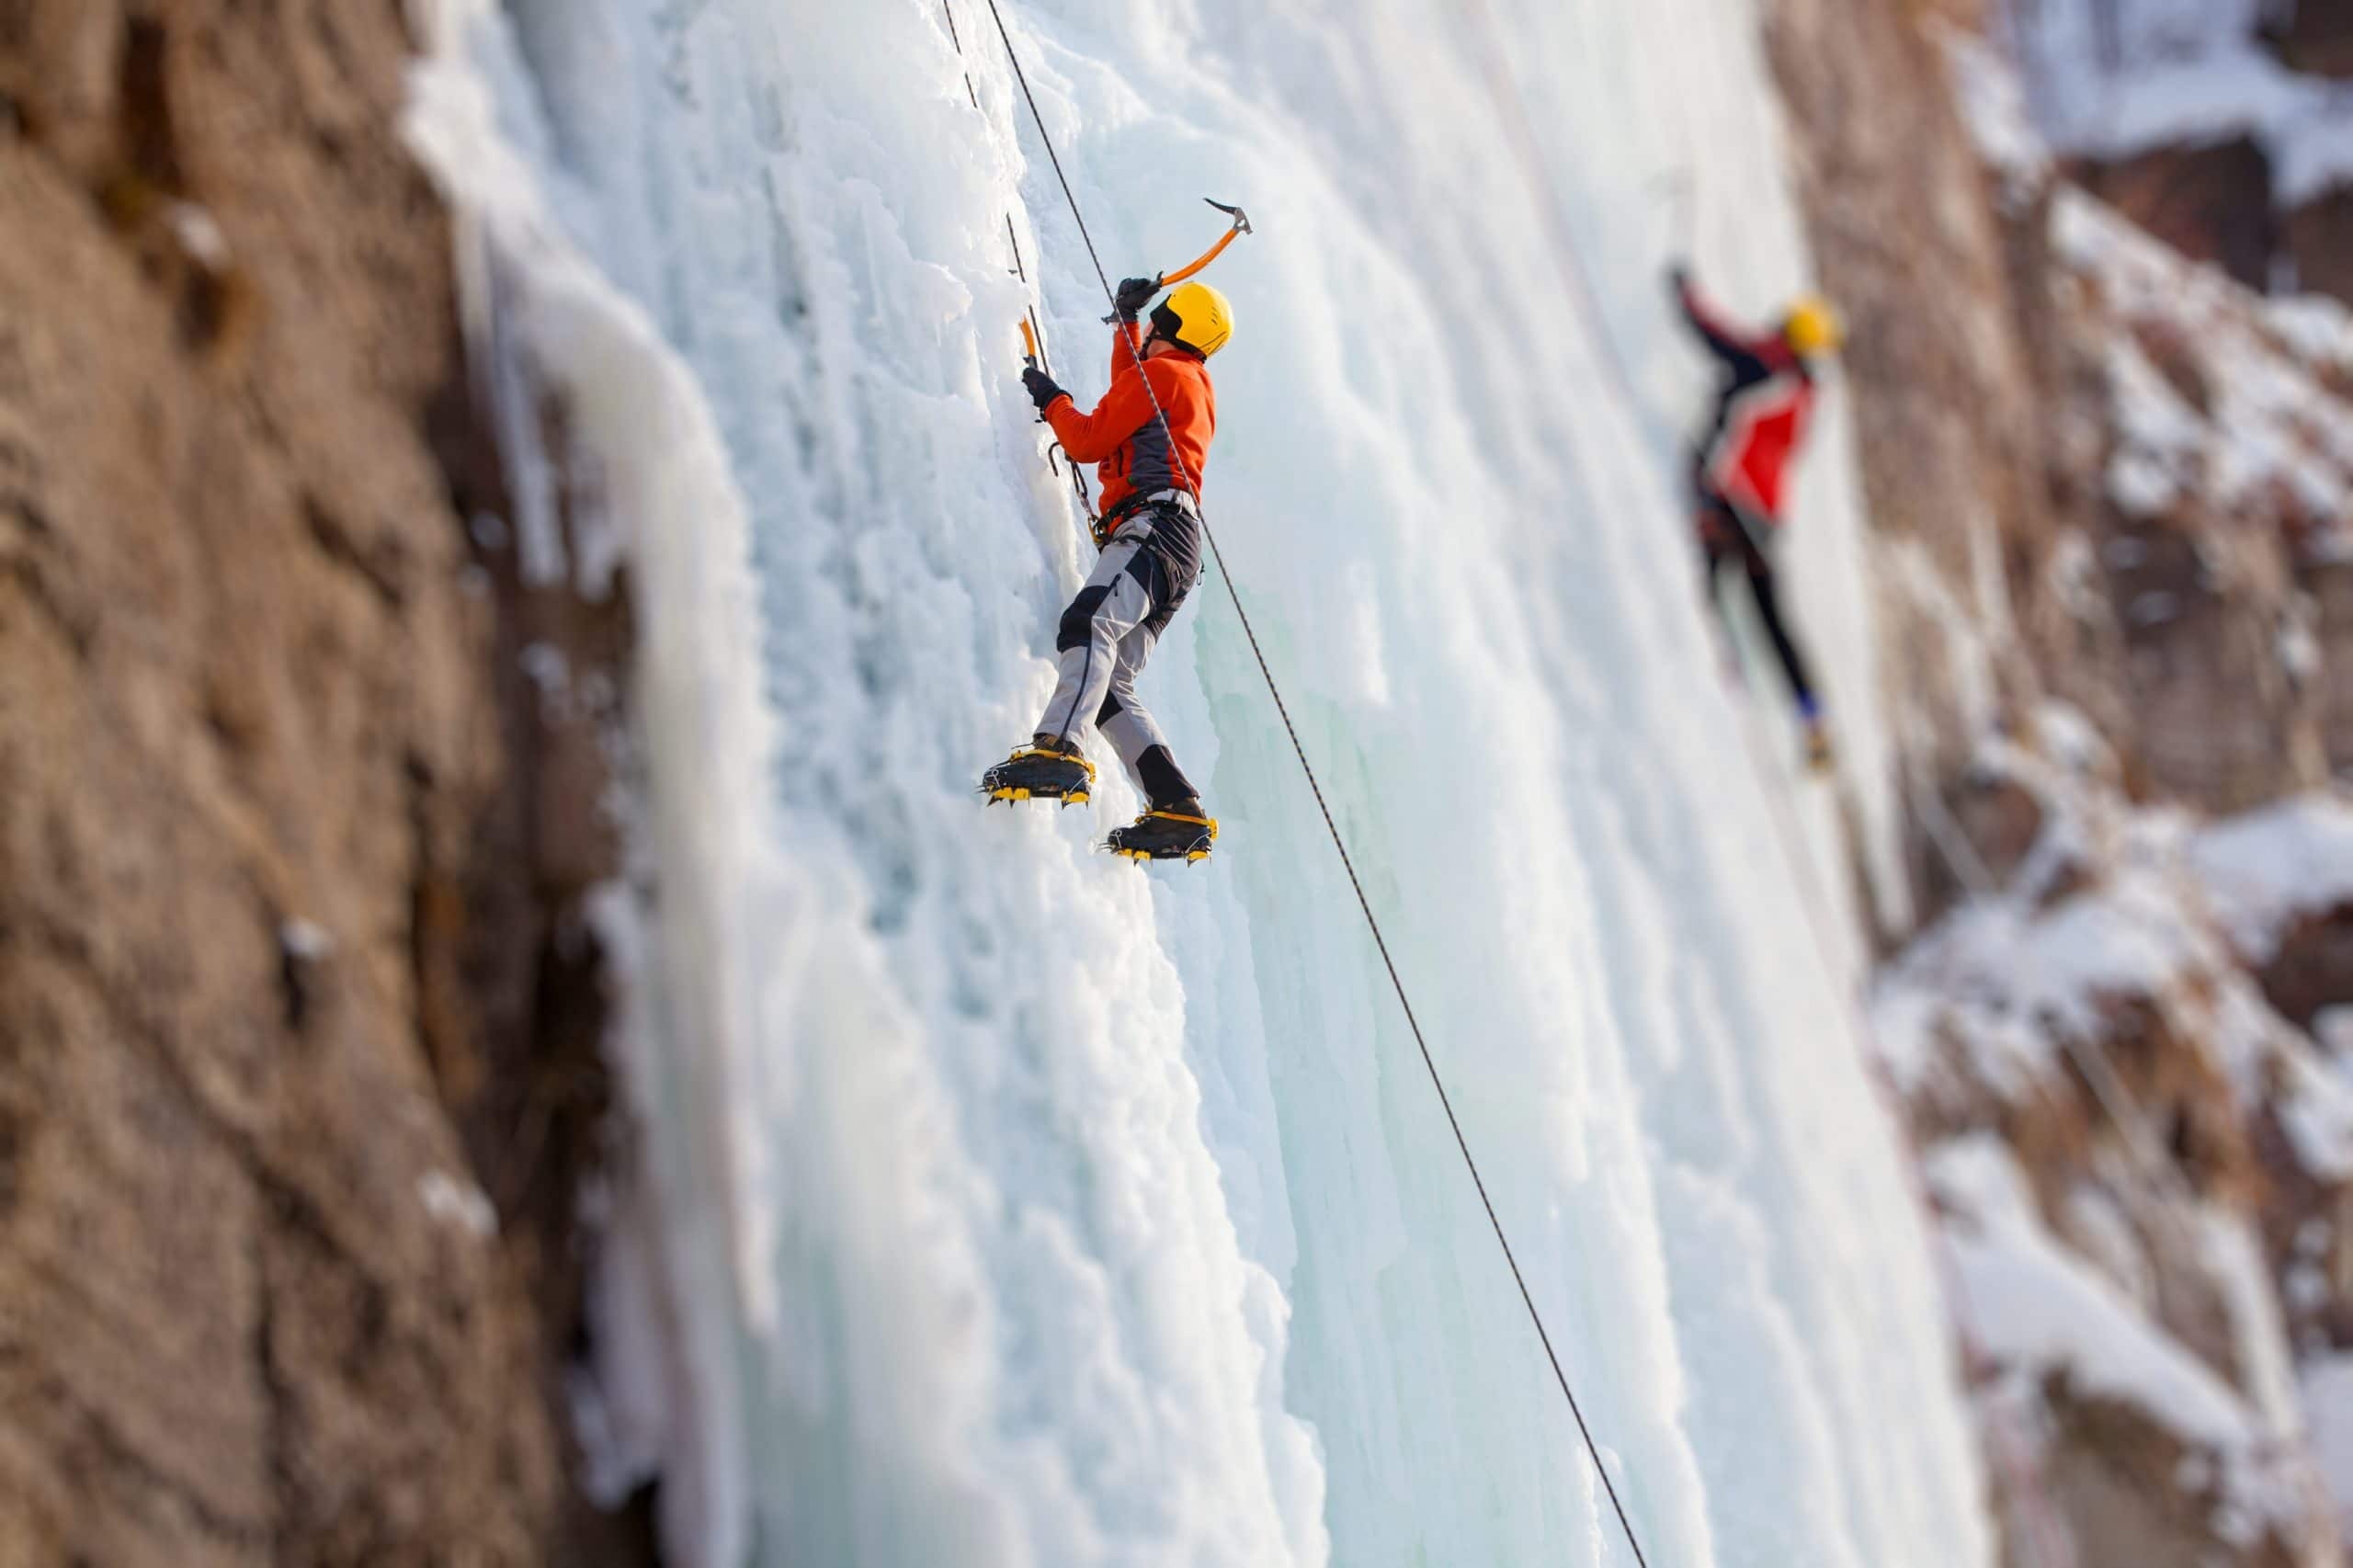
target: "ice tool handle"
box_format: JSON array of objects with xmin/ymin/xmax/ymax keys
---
[
  {"xmin": 1164, "ymin": 198, "xmax": 1253, "ymax": 284},
  {"xmin": 1017, "ymin": 316, "xmax": 1091, "ymax": 506},
  {"xmin": 1101, "ymin": 199, "xmax": 1253, "ymax": 323}
]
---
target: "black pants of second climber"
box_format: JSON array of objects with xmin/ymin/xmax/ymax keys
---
[
  {"xmin": 1700, "ymin": 494, "xmax": 1819, "ymax": 715},
  {"xmin": 1034, "ymin": 519, "xmax": 1200, "ymax": 809}
]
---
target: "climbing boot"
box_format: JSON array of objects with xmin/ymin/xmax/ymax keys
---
[
  {"xmin": 980, "ymin": 735, "xmax": 1096, "ymax": 806},
  {"xmin": 1802, "ymin": 716, "xmax": 1834, "ymax": 775},
  {"xmin": 1106, "ymin": 799, "xmax": 1218, "ymax": 863}
]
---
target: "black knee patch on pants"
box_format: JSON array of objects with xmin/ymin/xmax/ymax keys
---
[
  {"xmin": 1125, "ymin": 543, "xmax": 1185, "ymax": 640},
  {"xmin": 1096, "ymin": 692, "xmax": 1123, "ymax": 726},
  {"xmin": 1057, "ymin": 585, "xmax": 1110, "ymax": 653},
  {"xmin": 1138, "ymin": 744, "xmax": 1195, "ymax": 810}
]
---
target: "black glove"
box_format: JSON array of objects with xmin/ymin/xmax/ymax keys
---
[
  {"xmin": 1022, "ymin": 365, "xmax": 1066, "ymax": 412},
  {"xmin": 1110, "ymin": 274, "xmax": 1162, "ymax": 324}
]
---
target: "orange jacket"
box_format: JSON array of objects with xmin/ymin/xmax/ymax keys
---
[{"xmin": 1043, "ymin": 324, "xmax": 1216, "ymax": 524}]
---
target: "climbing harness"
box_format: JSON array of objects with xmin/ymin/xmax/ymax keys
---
[
  {"xmin": 1090, "ymin": 486, "xmax": 1194, "ymax": 551},
  {"xmin": 976, "ymin": 3, "xmax": 1654, "ymax": 1563}
]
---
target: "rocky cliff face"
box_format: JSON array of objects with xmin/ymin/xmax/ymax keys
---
[
  {"xmin": 2012, "ymin": 0, "xmax": 2353, "ymax": 305},
  {"xmin": 1768, "ymin": 0, "xmax": 2353, "ymax": 1562},
  {"xmin": 0, "ymin": 3, "xmax": 645, "ymax": 1562}
]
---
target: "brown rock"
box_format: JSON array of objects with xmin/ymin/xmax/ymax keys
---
[
  {"xmin": 2262, "ymin": 0, "xmax": 2353, "ymax": 81},
  {"xmin": 2250, "ymin": 907, "xmax": 2353, "ymax": 1035},
  {"xmin": 1952, "ymin": 769, "xmax": 2046, "ymax": 889},
  {"xmin": 0, "ymin": 5, "xmax": 648, "ymax": 1565},
  {"xmin": 1767, "ymin": 0, "xmax": 2058, "ymax": 918},
  {"xmin": 2041, "ymin": 1385, "xmax": 2323, "ymax": 1568},
  {"xmin": 1772, "ymin": 1, "xmax": 2353, "ymax": 1560},
  {"xmin": 2308, "ymin": 559, "xmax": 2353, "ymax": 777},
  {"xmin": 2100, "ymin": 518, "xmax": 2325, "ymax": 813},
  {"xmin": 2285, "ymin": 186, "xmax": 2353, "ymax": 306},
  {"xmin": 2071, "ymin": 139, "xmax": 2280, "ymax": 295}
]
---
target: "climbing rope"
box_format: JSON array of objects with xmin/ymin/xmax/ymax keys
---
[
  {"xmin": 939, "ymin": 0, "xmax": 979, "ymax": 108},
  {"xmin": 974, "ymin": 3, "xmax": 1654, "ymax": 1562},
  {"xmin": 942, "ymin": 0, "xmax": 1095, "ymax": 519}
]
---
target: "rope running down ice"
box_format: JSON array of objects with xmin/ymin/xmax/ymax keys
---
[{"xmin": 973, "ymin": 2, "xmax": 1655, "ymax": 1562}]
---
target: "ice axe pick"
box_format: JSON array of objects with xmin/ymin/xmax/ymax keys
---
[
  {"xmin": 1162, "ymin": 197, "xmax": 1253, "ymax": 286},
  {"xmin": 1103, "ymin": 198, "xmax": 1254, "ymax": 322}
]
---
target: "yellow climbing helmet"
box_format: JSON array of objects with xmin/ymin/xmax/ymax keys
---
[
  {"xmin": 1783, "ymin": 293, "xmax": 1846, "ymax": 358},
  {"xmin": 1152, "ymin": 280, "xmax": 1234, "ymax": 358}
]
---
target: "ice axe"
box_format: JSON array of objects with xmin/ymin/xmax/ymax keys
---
[
  {"xmin": 1102, "ymin": 198, "xmax": 1254, "ymax": 322},
  {"xmin": 1164, "ymin": 197, "xmax": 1253, "ymax": 285},
  {"xmin": 1015, "ymin": 315, "xmax": 1095, "ymax": 517},
  {"xmin": 1010, "ymin": 217, "xmax": 1052, "ymax": 374}
]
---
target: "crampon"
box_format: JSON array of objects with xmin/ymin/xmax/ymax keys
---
[
  {"xmin": 1802, "ymin": 719, "xmax": 1834, "ymax": 776},
  {"xmin": 1105, "ymin": 807, "xmax": 1218, "ymax": 863},
  {"xmin": 979, "ymin": 743, "xmax": 1097, "ymax": 806}
]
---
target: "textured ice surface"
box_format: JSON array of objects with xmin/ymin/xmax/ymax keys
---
[{"xmin": 408, "ymin": 1, "xmax": 1990, "ymax": 1563}]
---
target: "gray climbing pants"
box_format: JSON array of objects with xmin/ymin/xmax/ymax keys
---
[{"xmin": 1034, "ymin": 521, "xmax": 1199, "ymax": 808}]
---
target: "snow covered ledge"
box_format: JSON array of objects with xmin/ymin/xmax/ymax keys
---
[{"xmin": 1875, "ymin": 709, "xmax": 2353, "ymax": 1565}]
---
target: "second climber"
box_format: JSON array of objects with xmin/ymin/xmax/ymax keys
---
[
  {"xmin": 1672, "ymin": 263, "xmax": 1845, "ymax": 771},
  {"xmin": 980, "ymin": 274, "xmax": 1233, "ymax": 862}
]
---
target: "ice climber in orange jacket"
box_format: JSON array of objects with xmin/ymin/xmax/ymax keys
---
[
  {"xmin": 980, "ymin": 275, "xmax": 1233, "ymax": 863},
  {"xmin": 1673, "ymin": 264, "xmax": 1846, "ymax": 771}
]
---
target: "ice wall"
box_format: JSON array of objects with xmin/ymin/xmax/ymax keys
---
[{"xmin": 407, "ymin": 1, "xmax": 1991, "ymax": 1563}]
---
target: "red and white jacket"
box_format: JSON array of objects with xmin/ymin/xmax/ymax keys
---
[{"xmin": 1677, "ymin": 275, "xmax": 1815, "ymax": 523}]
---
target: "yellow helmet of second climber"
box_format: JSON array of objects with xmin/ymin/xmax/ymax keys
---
[
  {"xmin": 1782, "ymin": 293, "xmax": 1846, "ymax": 358},
  {"xmin": 1152, "ymin": 280, "xmax": 1234, "ymax": 358}
]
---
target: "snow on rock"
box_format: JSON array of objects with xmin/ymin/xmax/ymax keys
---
[
  {"xmin": 1940, "ymin": 34, "xmax": 2353, "ymax": 820},
  {"xmin": 1875, "ymin": 722, "xmax": 2231, "ymax": 1096},
  {"xmin": 1933, "ymin": 1137, "xmax": 2263, "ymax": 1454},
  {"xmin": 2055, "ymin": 192, "xmax": 2353, "ymax": 540},
  {"xmin": 2192, "ymin": 793, "xmax": 2353, "ymax": 961},
  {"xmin": 418, "ymin": 1169, "xmax": 501, "ymax": 1239},
  {"xmin": 1941, "ymin": 29, "xmax": 2052, "ymax": 206},
  {"xmin": 2309, "ymin": 1355, "xmax": 2353, "ymax": 1538},
  {"xmin": 1876, "ymin": 702, "xmax": 2353, "ymax": 1562},
  {"xmin": 1878, "ymin": 711, "xmax": 2353, "ymax": 1176},
  {"xmin": 1947, "ymin": 30, "xmax": 2353, "ymax": 558},
  {"xmin": 1931, "ymin": 1135, "xmax": 2326, "ymax": 1555},
  {"xmin": 2009, "ymin": 0, "xmax": 2353, "ymax": 205}
]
